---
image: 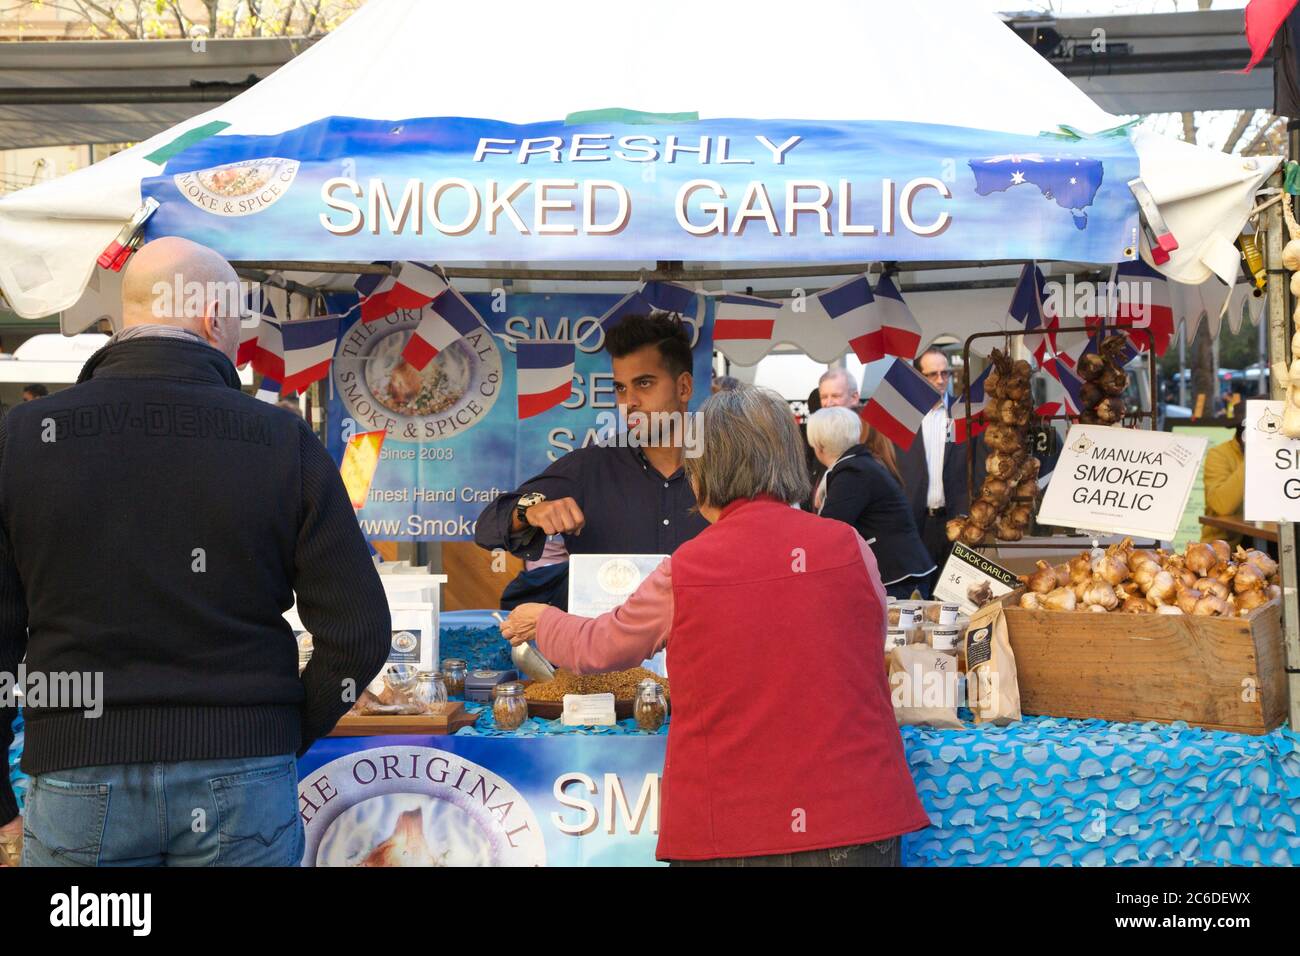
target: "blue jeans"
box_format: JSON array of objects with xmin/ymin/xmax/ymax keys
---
[{"xmin": 21, "ymin": 754, "xmax": 303, "ymax": 867}]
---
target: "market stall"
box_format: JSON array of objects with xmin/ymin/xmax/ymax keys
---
[{"xmin": 2, "ymin": 0, "xmax": 1297, "ymax": 867}]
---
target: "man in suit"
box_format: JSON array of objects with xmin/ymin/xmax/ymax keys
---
[{"xmin": 896, "ymin": 348, "xmax": 984, "ymax": 587}]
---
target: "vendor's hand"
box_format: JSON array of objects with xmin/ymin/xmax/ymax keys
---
[
  {"xmin": 524, "ymin": 497, "xmax": 585, "ymax": 536},
  {"xmin": 501, "ymin": 603, "xmax": 547, "ymax": 645}
]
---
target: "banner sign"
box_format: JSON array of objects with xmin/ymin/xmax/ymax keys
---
[
  {"xmin": 296, "ymin": 734, "xmax": 666, "ymax": 867},
  {"xmin": 1036, "ymin": 424, "xmax": 1207, "ymax": 540},
  {"xmin": 142, "ymin": 116, "xmax": 1140, "ymax": 264},
  {"xmin": 1244, "ymin": 400, "xmax": 1300, "ymax": 521},
  {"xmin": 325, "ymin": 292, "xmax": 714, "ymax": 541}
]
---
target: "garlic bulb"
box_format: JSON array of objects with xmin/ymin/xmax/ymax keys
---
[
  {"xmin": 1120, "ymin": 596, "xmax": 1150, "ymax": 613},
  {"xmin": 1076, "ymin": 353, "xmax": 1106, "ymax": 381},
  {"xmin": 1022, "ymin": 561, "xmax": 1058, "ymax": 594},
  {"xmin": 980, "ymin": 477, "xmax": 1011, "ymax": 504},
  {"xmin": 945, "ymin": 518, "xmax": 966, "ymax": 542},
  {"xmin": 1080, "ymin": 576, "xmax": 1119, "ymax": 610},
  {"xmin": 1131, "ymin": 561, "xmax": 1158, "ymax": 592},
  {"xmin": 968, "ymin": 499, "xmax": 997, "ymax": 528},
  {"xmin": 1209, "ymin": 539, "xmax": 1232, "ymax": 566},
  {"xmin": 1156, "ymin": 605, "xmax": 1184, "ymax": 615},
  {"xmin": 1236, "ymin": 547, "xmax": 1278, "ymax": 579},
  {"xmin": 1174, "ymin": 585, "xmax": 1202, "ymax": 616},
  {"xmin": 1193, "ymin": 594, "xmax": 1229, "ymax": 617},
  {"xmin": 985, "ymin": 452, "xmax": 1019, "ymax": 479},
  {"xmin": 1052, "ymin": 563, "xmax": 1072, "ymax": 588},
  {"xmin": 1095, "ymin": 397, "xmax": 1126, "ymax": 423},
  {"xmin": 1234, "ymin": 562, "xmax": 1266, "ymax": 594},
  {"xmin": 1019, "ymin": 592, "xmax": 1042, "ymax": 610},
  {"xmin": 1195, "ymin": 577, "xmax": 1230, "ymax": 601},
  {"xmin": 1185, "ymin": 543, "xmax": 1216, "ymax": 576},
  {"xmin": 1091, "ymin": 553, "xmax": 1128, "ymax": 587},
  {"xmin": 1214, "ymin": 561, "xmax": 1238, "ymax": 585},
  {"xmin": 1087, "ymin": 604, "xmax": 1108, "ymax": 613},
  {"xmin": 1017, "ymin": 456, "xmax": 1041, "ymax": 481},
  {"xmin": 1014, "ymin": 479, "xmax": 1038, "ymax": 500},
  {"xmin": 1268, "ymin": 584, "xmax": 1282, "ymax": 601},
  {"xmin": 1236, "ymin": 588, "xmax": 1270, "ymax": 612},
  {"xmin": 994, "ymin": 515, "xmax": 1024, "ymax": 541},
  {"xmin": 1098, "ymin": 366, "xmax": 1128, "ymax": 397},
  {"xmin": 1042, "ymin": 587, "xmax": 1078, "ymax": 612},
  {"xmin": 960, "ymin": 522, "xmax": 986, "ymax": 546},
  {"xmin": 1128, "ymin": 549, "xmax": 1159, "ymax": 573},
  {"xmin": 1145, "ymin": 570, "xmax": 1176, "ymax": 607},
  {"xmin": 1068, "ymin": 555, "xmax": 1092, "ymax": 584}
]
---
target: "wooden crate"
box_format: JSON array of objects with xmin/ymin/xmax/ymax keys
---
[{"xmin": 1001, "ymin": 600, "xmax": 1288, "ymax": 734}]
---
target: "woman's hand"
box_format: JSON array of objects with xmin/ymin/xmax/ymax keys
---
[{"xmin": 501, "ymin": 603, "xmax": 547, "ymax": 645}]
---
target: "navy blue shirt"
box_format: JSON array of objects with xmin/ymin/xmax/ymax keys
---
[{"xmin": 474, "ymin": 444, "xmax": 709, "ymax": 561}]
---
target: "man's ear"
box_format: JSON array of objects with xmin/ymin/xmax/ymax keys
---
[{"xmin": 678, "ymin": 371, "xmax": 693, "ymax": 404}]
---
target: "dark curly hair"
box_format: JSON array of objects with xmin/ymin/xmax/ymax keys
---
[{"xmin": 604, "ymin": 309, "xmax": 693, "ymax": 379}]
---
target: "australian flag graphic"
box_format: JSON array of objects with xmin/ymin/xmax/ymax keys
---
[{"xmin": 969, "ymin": 153, "xmax": 1105, "ymax": 230}]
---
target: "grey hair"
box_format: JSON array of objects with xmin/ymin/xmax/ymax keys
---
[
  {"xmin": 686, "ymin": 385, "xmax": 811, "ymax": 509},
  {"xmin": 818, "ymin": 367, "xmax": 855, "ymax": 390},
  {"xmin": 806, "ymin": 406, "xmax": 862, "ymax": 460}
]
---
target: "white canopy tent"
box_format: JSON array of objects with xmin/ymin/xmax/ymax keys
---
[{"xmin": 0, "ymin": 0, "xmax": 1280, "ymax": 348}]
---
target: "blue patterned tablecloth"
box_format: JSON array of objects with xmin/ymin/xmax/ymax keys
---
[{"xmin": 900, "ymin": 716, "xmax": 1300, "ymax": 866}]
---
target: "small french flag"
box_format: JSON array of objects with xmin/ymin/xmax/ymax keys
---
[
  {"xmin": 402, "ymin": 287, "xmax": 485, "ymax": 370},
  {"xmin": 255, "ymin": 377, "xmax": 281, "ymax": 403},
  {"xmin": 860, "ymin": 357, "xmax": 942, "ymax": 452},
  {"xmin": 599, "ymin": 281, "xmax": 697, "ymax": 331},
  {"xmin": 356, "ymin": 262, "xmax": 449, "ymax": 323},
  {"xmin": 1044, "ymin": 354, "xmax": 1087, "ymax": 414},
  {"xmin": 251, "ymin": 318, "xmax": 284, "ymax": 381},
  {"xmin": 711, "ymin": 293, "xmax": 783, "ymax": 342},
  {"xmin": 516, "ymin": 341, "xmax": 576, "ymax": 419},
  {"xmin": 871, "ymin": 275, "xmax": 923, "ymax": 359},
  {"xmin": 951, "ymin": 364, "xmax": 991, "ymax": 443},
  {"xmin": 280, "ymin": 315, "xmax": 341, "ymax": 394},
  {"xmin": 1108, "ymin": 259, "xmax": 1174, "ymax": 356},
  {"xmin": 1008, "ymin": 263, "xmax": 1049, "ymax": 361},
  {"xmin": 816, "ymin": 275, "xmax": 881, "ymax": 364},
  {"xmin": 238, "ymin": 287, "xmax": 274, "ymax": 368}
]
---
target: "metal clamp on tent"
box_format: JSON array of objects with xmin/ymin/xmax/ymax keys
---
[{"xmin": 1128, "ymin": 177, "xmax": 1179, "ymax": 264}]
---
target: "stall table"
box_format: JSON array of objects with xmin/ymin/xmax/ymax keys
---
[{"xmin": 1198, "ymin": 515, "xmax": 1280, "ymax": 544}]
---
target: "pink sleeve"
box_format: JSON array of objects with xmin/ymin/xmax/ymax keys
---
[
  {"xmin": 535, "ymin": 558, "xmax": 673, "ymax": 674},
  {"xmin": 855, "ymin": 533, "xmax": 889, "ymax": 609}
]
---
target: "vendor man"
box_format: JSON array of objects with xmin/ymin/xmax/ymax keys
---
[{"xmin": 475, "ymin": 311, "xmax": 709, "ymax": 606}]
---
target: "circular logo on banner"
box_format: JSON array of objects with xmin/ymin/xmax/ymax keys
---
[
  {"xmin": 299, "ymin": 745, "xmax": 546, "ymax": 867},
  {"xmin": 333, "ymin": 311, "xmax": 502, "ymax": 443},
  {"xmin": 173, "ymin": 157, "xmax": 300, "ymax": 217}
]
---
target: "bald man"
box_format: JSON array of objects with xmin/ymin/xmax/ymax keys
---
[{"xmin": 0, "ymin": 238, "xmax": 390, "ymax": 867}]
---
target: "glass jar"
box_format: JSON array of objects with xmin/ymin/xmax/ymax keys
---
[
  {"xmin": 441, "ymin": 658, "xmax": 468, "ymax": 697},
  {"xmin": 492, "ymin": 681, "xmax": 528, "ymax": 731},
  {"xmin": 634, "ymin": 679, "xmax": 667, "ymax": 732},
  {"xmin": 414, "ymin": 671, "xmax": 448, "ymax": 713}
]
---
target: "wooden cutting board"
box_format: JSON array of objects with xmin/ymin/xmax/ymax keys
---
[{"xmin": 330, "ymin": 702, "xmax": 479, "ymax": 736}]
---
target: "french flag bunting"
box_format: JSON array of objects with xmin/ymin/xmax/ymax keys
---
[
  {"xmin": 280, "ymin": 315, "xmax": 341, "ymax": 394},
  {"xmin": 712, "ymin": 293, "xmax": 783, "ymax": 342},
  {"xmin": 860, "ymin": 357, "xmax": 942, "ymax": 452},
  {"xmin": 239, "ymin": 287, "xmax": 275, "ymax": 368},
  {"xmin": 1008, "ymin": 263, "xmax": 1049, "ymax": 361},
  {"xmin": 516, "ymin": 340, "xmax": 576, "ymax": 419},
  {"xmin": 251, "ymin": 317, "xmax": 284, "ymax": 382},
  {"xmin": 816, "ymin": 275, "xmax": 882, "ymax": 363},
  {"xmin": 598, "ymin": 281, "xmax": 697, "ymax": 331},
  {"xmin": 255, "ymin": 377, "xmax": 281, "ymax": 403},
  {"xmin": 951, "ymin": 364, "xmax": 991, "ymax": 443},
  {"xmin": 402, "ymin": 287, "xmax": 486, "ymax": 370},
  {"xmin": 357, "ymin": 262, "xmax": 448, "ymax": 323},
  {"xmin": 872, "ymin": 275, "xmax": 923, "ymax": 359},
  {"xmin": 1107, "ymin": 259, "xmax": 1174, "ymax": 356}
]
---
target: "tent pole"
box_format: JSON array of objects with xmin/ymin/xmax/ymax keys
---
[{"xmin": 1264, "ymin": 167, "xmax": 1300, "ymax": 729}]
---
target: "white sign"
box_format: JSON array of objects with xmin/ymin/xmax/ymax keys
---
[
  {"xmin": 933, "ymin": 542, "xmax": 1019, "ymax": 614},
  {"xmin": 1244, "ymin": 400, "xmax": 1298, "ymax": 521},
  {"xmin": 568, "ymin": 554, "xmax": 669, "ymax": 676},
  {"xmin": 1036, "ymin": 424, "xmax": 1207, "ymax": 541}
]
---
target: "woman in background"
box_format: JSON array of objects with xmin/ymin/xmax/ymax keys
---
[{"xmin": 807, "ymin": 406, "xmax": 936, "ymax": 599}]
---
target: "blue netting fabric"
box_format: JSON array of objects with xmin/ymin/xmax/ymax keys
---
[
  {"xmin": 7, "ymin": 709, "xmax": 26, "ymax": 814},
  {"xmin": 900, "ymin": 716, "xmax": 1300, "ymax": 867}
]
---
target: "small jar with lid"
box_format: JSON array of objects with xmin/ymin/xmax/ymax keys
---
[
  {"xmin": 441, "ymin": 658, "xmax": 468, "ymax": 697},
  {"xmin": 634, "ymin": 679, "xmax": 668, "ymax": 732},
  {"xmin": 492, "ymin": 681, "xmax": 528, "ymax": 731},
  {"xmin": 413, "ymin": 671, "xmax": 448, "ymax": 713}
]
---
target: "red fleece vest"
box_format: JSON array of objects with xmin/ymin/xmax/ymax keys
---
[{"xmin": 659, "ymin": 496, "xmax": 930, "ymax": 860}]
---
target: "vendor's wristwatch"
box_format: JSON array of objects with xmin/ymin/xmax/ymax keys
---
[{"xmin": 515, "ymin": 492, "xmax": 546, "ymax": 525}]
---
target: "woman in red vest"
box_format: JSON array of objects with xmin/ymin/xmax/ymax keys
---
[{"xmin": 502, "ymin": 385, "xmax": 929, "ymax": 866}]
